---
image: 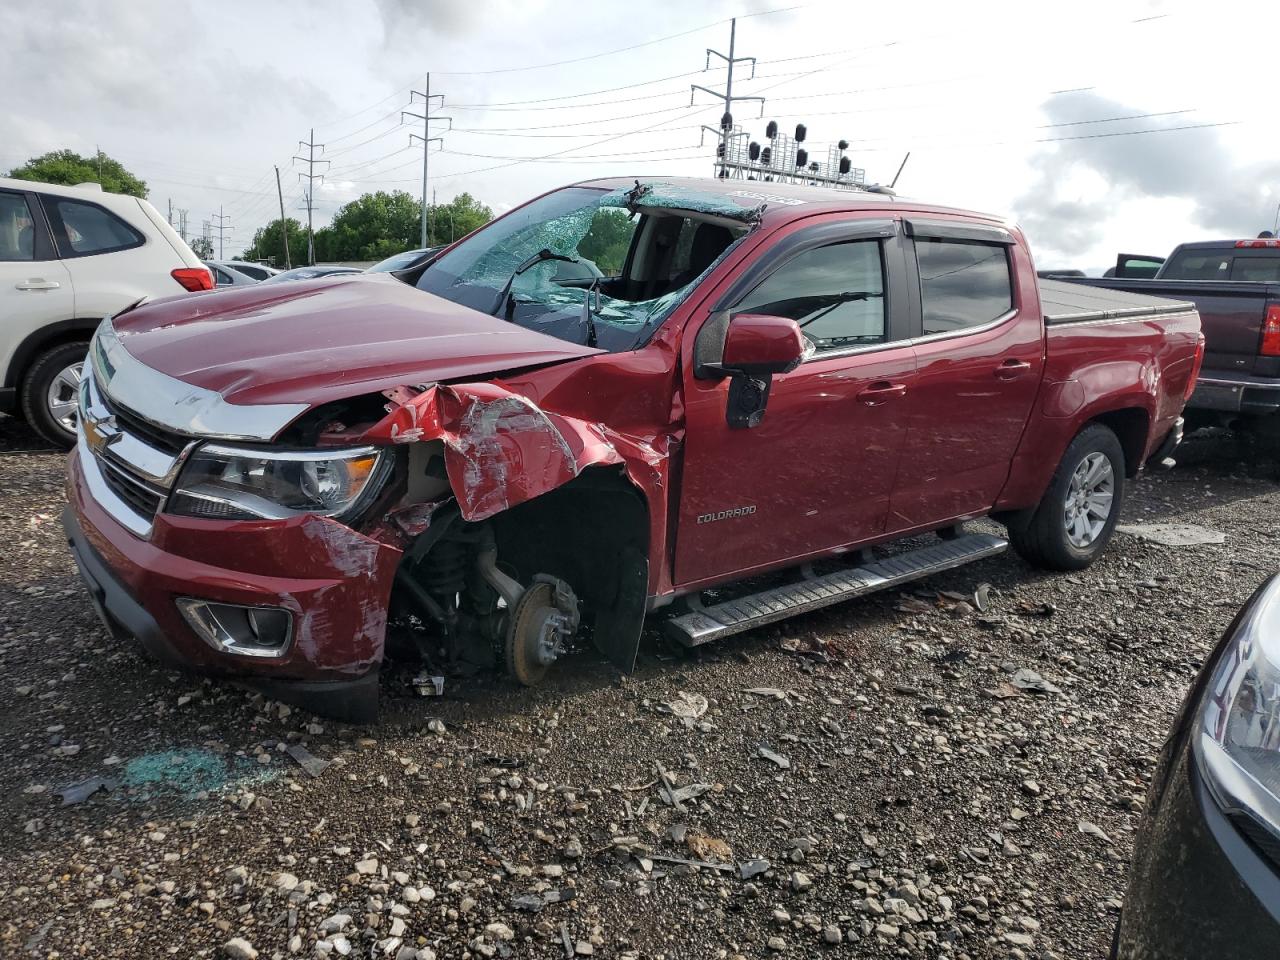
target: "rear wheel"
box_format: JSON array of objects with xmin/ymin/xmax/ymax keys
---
[
  {"xmin": 1007, "ymin": 423, "xmax": 1125, "ymax": 571},
  {"xmin": 20, "ymin": 341, "xmax": 89, "ymax": 449}
]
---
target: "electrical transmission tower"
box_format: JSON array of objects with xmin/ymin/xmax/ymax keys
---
[
  {"xmin": 177, "ymin": 209, "xmax": 189, "ymax": 242},
  {"xmin": 690, "ymin": 18, "xmax": 764, "ymax": 178},
  {"xmin": 211, "ymin": 205, "xmax": 232, "ymax": 260},
  {"xmin": 293, "ymin": 128, "xmax": 329, "ymax": 265},
  {"xmin": 403, "ymin": 74, "xmax": 452, "ymax": 248}
]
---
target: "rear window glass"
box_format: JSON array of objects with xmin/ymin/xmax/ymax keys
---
[
  {"xmin": 1230, "ymin": 257, "xmax": 1280, "ymax": 282},
  {"xmin": 44, "ymin": 196, "xmax": 144, "ymax": 257},
  {"xmin": 1161, "ymin": 251, "xmax": 1232, "ymax": 280}
]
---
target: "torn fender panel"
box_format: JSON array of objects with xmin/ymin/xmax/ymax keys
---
[{"xmin": 363, "ymin": 382, "xmax": 669, "ymax": 523}]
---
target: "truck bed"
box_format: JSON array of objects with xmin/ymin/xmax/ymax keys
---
[{"xmin": 1039, "ymin": 279, "xmax": 1196, "ymax": 325}]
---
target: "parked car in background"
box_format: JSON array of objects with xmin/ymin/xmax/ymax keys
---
[
  {"xmin": 62, "ymin": 176, "xmax": 1202, "ymax": 719},
  {"xmin": 219, "ymin": 259, "xmax": 279, "ymax": 282},
  {"xmin": 204, "ymin": 260, "xmax": 258, "ymax": 287},
  {"xmin": 365, "ymin": 247, "xmax": 442, "ymax": 273},
  {"xmin": 262, "ymin": 265, "xmax": 362, "ymax": 283},
  {"xmin": 1115, "ymin": 572, "xmax": 1280, "ymax": 958},
  {"xmin": 0, "ymin": 177, "xmax": 210, "ymax": 446},
  {"xmin": 1066, "ymin": 237, "xmax": 1280, "ymax": 441}
]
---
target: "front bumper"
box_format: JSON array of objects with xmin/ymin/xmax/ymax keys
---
[
  {"xmin": 1190, "ymin": 371, "xmax": 1280, "ymax": 415},
  {"xmin": 64, "ymin": 447, "xmax": 402, "ymax": 721}
]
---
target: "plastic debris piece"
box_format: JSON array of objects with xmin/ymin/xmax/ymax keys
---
[
  {"xmin": 56, "ymin": 775, "xmax": 118, "ymax": 806},
  {"xmin": 1078, "ymin": 820, "xmax": 1112, "ymax": 844},
  {"xmin": 738, "ymin": 858, "xmax": 771, "ymax": 879},
  {"xmin": 286, "ymin": 744, "xmax": 330, "ymax": 778},
  {"xmin": 1116, "ymin": 523, "xmax": 1225, "ymax": 546},
  {"xmin": 413, "ymin": 673, "xmax": 445, "ymax": 697},
  {"xmin": 757, "ymin": 746, "xmax": 792, "ymax": 770},
  {"xmin": 511, "ymin": 888, "xmax": 576, "ymax": 912},
  {"xmin": 1009, "ymin": 668, "xmax": 1062, "ymax": 696},
  {"xmin": 974, "ymin": 582, "xmax": 993, "ymax": 612},
  {"xmin": 658, "ymin": 692, "xmax": 708, "ymax": 721},
  {"xmin": 742, "ymin": 687, "xmax": 788, "ymax": 700}
]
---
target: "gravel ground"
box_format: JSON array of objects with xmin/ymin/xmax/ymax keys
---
[{"xmin": 1, "ymin": 414, "xmax": 1277, "ymax": 960}]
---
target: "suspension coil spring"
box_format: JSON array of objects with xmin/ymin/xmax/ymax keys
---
[{"xmin": 421, "ymin": 537, "xmax": 468, "ymax": 601}]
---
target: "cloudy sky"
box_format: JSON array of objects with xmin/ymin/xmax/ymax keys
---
[{"xmin": 3, "ymin": 0, "xmax": 1277, "ymax": 271}]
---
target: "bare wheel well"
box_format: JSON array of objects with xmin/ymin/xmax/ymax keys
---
[
  {"xmin": 490, "ymin": 466, "xmax": 650, "ymax": 611},
  {"xmin": 1090, "ymin": 407, "xmax": 1149, "ymax": 477}
]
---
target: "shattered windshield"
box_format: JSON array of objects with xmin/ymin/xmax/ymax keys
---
[{"xmin": 416, "ymin": 185, "xmax": 749, "ymax": 352}]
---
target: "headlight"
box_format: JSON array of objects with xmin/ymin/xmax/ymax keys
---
[
  {"xmin": 1194, "ymin": 575, "xmax": 1280, "ymax": 844},
  {"xmin": 168, "ymin": 444, "xmax": 388, "ymax": 521}
]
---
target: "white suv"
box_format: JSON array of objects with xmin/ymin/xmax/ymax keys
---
[{"xmin": 0, "ymin": 177, "xmax": 211, "ymax": 446}]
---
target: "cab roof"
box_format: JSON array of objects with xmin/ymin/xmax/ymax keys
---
[{"xmin": 573, "ymin": 175, "xmax": 1008, "ymax": 231}]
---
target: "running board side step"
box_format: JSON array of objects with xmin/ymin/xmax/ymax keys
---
[{"xmin": 664, "ymin": 533, "xmax": 1007, "ymax": 647}]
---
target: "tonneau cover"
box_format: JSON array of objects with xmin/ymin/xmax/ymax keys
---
[{"xmin": 1040, "ymin": 279, "xmax": 1196, "ymax": 324}]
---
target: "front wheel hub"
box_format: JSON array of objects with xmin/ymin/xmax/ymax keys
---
[{"xmin": 505, "ymin": 576, "xmax": 580, "ymax": 686}]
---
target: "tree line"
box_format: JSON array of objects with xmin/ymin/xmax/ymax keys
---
[{"xmin": 5, "ymin": 150, "xmax": 494, "ymax": 264}]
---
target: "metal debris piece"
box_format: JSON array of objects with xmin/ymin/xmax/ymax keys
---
[
  {"xmin": 738, "ymin": 858, "xmax": 771, "ymax": 879},
  {"xmin": 985, "ymin": 682, "xmax": 1022, "ymax": 700},
  {"xmin": 412, "ymin": 673, "xmax": 445, "ymax": 696},
  {"xmin": 756, "ymin": 746, "xmax": 792, "ymax": 770},
  {"xmin": 1009, "ymin": 668, "xmax": 1063, "ymax": 696},
  {"xmin": 285, "ymin": 744, "xmax": 330, "ymax": 778},
  {"xmin": 510, "ymin": 888, "xmax": 576, "ymax": 913},
  {"xmin": 974, "ymin": 582, "xmax": 993, "ymax": 612},
  {"xmin": 559, "ymin": 922, "xmax": 574, "ymax": 958},
  {"xmin": 1117, "ymin": 523, "xmax": 1226, "ymax": 547},
  {"xmin": 55, "ymin": 775, "xmax": 118, "ymax": 806},
  {"xmin": 646, "ymin": 853, "xmax": 734, "ymax": 873},
  {"xmin": 484, "ymin": 756, "xmax": 525, "ymax": 769}
]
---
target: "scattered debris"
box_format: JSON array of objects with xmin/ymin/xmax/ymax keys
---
[
  {"xmin": 756, "ymin": 745, "xmax": 791, "ymax": 770},
  {"xmin": 55, "ymin": 775, "xmax": 118, "ymax": 806},
  {"xmin": 973, "ymin": 582, "xmax": 993, "ymax": 612},
  {"xmin": 985, "ymin": 682, "xmax": 1022, "ymax": 700},
  {"xmin": 646, "ymin": 853, "xmax": 735, "ymax": 873},
  {"xmin": 1117, "ymin": 522, "xmax": 1226, "ymax": 546},
  {"xmin": 1017, "ymin": 601, "xmax": 1057, "ymax": 618},
  {"xmin": 1009, "ymin": 668, "xmax": 1063, "ymax": 696},
  {"xmin": 285, "ymin": 744, "xmax": 330, "ymax": 778},
  {"xmin": 895, "ymin": 596, "xmax": 934, "ymax": 615}
]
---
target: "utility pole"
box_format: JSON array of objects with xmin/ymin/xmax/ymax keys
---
[
  {"xmin": 691, "ymin": 18, "xmax": 764, "ymax": 178},
  {"xmin": 274, "ymin": 165, "xmax": 291, "ymax": 269},
  {"xmin": 178, "ymin": 209, "xmax": 189, "ymax": 243},
  {"xmin": 168, "ymin": 198, "xmax": 173, "ymax": 227},
  {"xmin": 403, "ymin": 74, "xmax": 451, "ymax": 248},
  {"xmin": 211, "ymin": 205, "xmax": 232, "ymax": 260},
  {"xmin": 293, "ymin": 128, "xmax": 329, "ymax": 265}
]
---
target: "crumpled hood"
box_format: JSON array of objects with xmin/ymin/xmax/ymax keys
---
[{"xmin": 111, "ymin": 273, "xmax": 601, "ymax": 408}]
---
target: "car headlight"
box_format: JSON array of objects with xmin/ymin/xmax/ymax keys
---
[
  {"xmin": 168, "ymin": 444, "xmax": 389, "ymax": 522},
  {"xmin": 1194, "ymin": 575, "xmax": 1280, "ymax": 844}
]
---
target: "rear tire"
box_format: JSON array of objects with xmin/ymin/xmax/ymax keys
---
[
  {"xmin": 20, "ymin": 341, "xmax": 89, "ymax": 449},
  {"xmin": 1007, "ymin": 423, "xmax": 1125, "ymax": 571}
]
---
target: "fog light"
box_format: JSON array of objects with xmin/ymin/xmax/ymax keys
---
[{"xmin": 176, "ymin": 598, "xmax": 292, "ymax": 658}]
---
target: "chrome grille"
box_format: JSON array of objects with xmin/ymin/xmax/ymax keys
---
[{"xmin": 78, "ymin": 368, "xmax": 196, "ymax": 537}]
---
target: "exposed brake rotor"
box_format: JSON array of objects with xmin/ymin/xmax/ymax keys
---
[{"xmin": 504, "ymin": 576, "xmax": 580, "ymax": 686}]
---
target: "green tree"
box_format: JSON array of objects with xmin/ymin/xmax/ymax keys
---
[
  {"xmin": 577, "ymin": 208, "xmax": 635, "ymax": 275},
  {"xmin": 324, "ymin": 190, "xmax": 422, "ymax": 260},
  {"xmin": 6, "ymin": 149, "xmax": 148, "ymax": 198},
  {"xmin": 240, "ymin": 217, "xmax": 308, "ymax": 267},
  {"xmin": 426, "ymin": 192, "xmax": 493, "ymax": 246}
]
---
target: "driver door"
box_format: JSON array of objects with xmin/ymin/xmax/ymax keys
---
[{"xmin": 674, "ymin": 216, "xmax": 917, "ymax": 588}]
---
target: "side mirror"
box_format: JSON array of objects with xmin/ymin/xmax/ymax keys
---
[
  {"xmin": 714, "ymin": 314, "xmax": 808, "ymax": 430},
  {"xmin": 721, "ymin": 313, "xmax": 807, "ymax": 375}
]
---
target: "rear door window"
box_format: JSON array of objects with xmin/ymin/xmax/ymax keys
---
[
  {"xmin": 915, "ymin": 238, "xmax": 1013, "ymax": 334},
  {"xmin": 41, "ymin": 195, "xmax": 144, "ymax": 257},
  {"xmin": 0, "ymin": 192, "xmax": 35, "ymax": 261},
  {"xmin": 734, "ymin": 240, "xmax": 886, "ymax": 353}
]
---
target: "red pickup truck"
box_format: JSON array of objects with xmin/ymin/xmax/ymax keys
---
[{"xmin": 62, "ymin": 178, "xmax": 1203, "ymax": 719}]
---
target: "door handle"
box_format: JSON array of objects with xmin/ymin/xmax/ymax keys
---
[
  {"xmin": 16, "ymin": 279, "xmax": 61, "ymax": 291},
  {"xmin": 995, "ymin": 359, "xmax": 1031, "ymax": 380},
  {"xmin": 856, "ymin": 381, "xmax": 907, "ymax": 405}
]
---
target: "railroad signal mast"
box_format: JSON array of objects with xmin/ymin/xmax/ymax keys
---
[{"xmin": 716, "ymin": 120, "xmax": 867, "ymax": 189}]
